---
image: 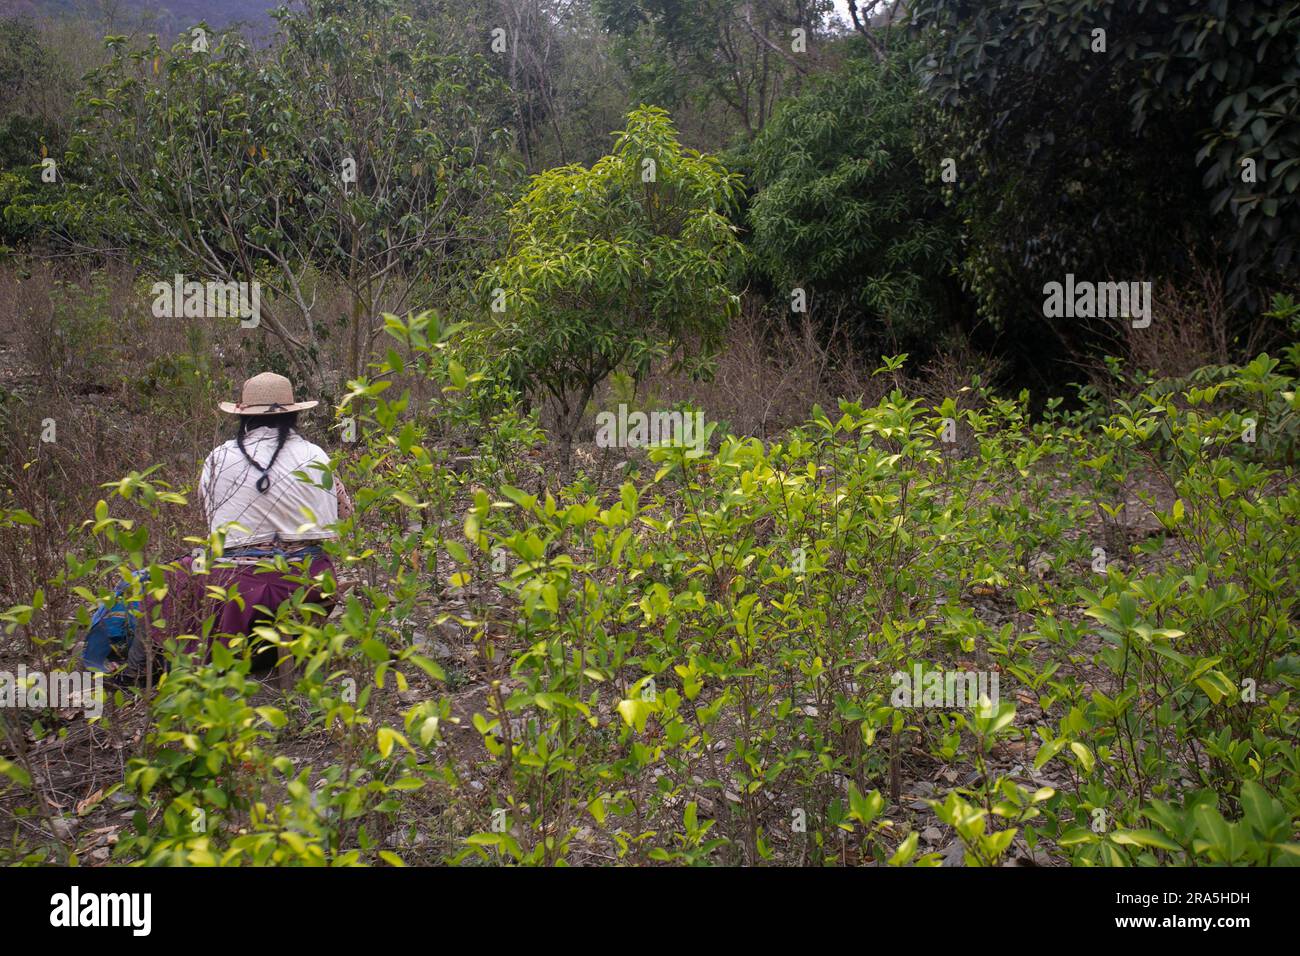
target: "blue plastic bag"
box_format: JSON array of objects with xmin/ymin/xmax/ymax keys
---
[{"xmin": 81, "ymin": 571, "xmax": 148, "ymax": 673}]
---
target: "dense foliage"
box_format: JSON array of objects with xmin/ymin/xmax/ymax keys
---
[
  {"xmin": 745, "ymin": 41, "xmax": 961, "ymax": 347},
  {"xmin": 912, "ymin": 0, "xmax": 1300, "ymax": 322},
  {"xmin": 49, "ymin": 0, "xmax": 515, "ymax": 387}
]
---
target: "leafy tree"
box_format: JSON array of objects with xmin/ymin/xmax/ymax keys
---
[
  {"xmin": 480, "ymin": 105, "xmax": 744, "ymax": 463},
  {"xmin": 486, "ymin": 0, "xmax": 578, "ymax": 171},
  {"xmin": 0, "ymin": 16, "xmax": 98, "ymax": 247},
  {"xmin": 595, "ymin": 0, "xmax": 836, "ymax": 145},
  {"xmin": 407, "ymin": 1, "xmax": 635, "ymax": 172},
  {"xmin": 912, "ymin": 0, "xmax": 1300, "ymax": 308},
  {"xmin": 0, "ymin": 18, "xmax": 72, "ymax": 171},
  {"xmin": 503, "ymin": 0, "xmax": 640, "ymax": 171},
  {"xmin": 60, "ymin": 0, "xmax": 516, "ymax": 388},
  {"xmin": 745, "ymin": 39, "xmax": 962, "ymax": 347}
]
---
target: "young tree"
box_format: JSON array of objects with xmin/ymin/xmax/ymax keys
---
[{"xmin": 480, "ymin": 105, "xmax": 744, "ymax": 464}]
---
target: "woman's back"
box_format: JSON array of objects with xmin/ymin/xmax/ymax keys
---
[
  {"xmin": 112, "ymin": 371, "xmax": 345, "ymax": 683},
  {"xmin": 202, "ymin": 426, "xmax": 339, "ymax": 547}
]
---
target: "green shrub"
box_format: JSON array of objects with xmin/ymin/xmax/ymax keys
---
[
  {"xmin": 3, "ymin": 316, "xmax": 1296, "ymax": 866},
  {"xmin": 479, "ymin": 105, "xmax": 745, "ymax": 464}
]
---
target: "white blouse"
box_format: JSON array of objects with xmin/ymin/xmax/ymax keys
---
[{"xmin": 200, "ymin": 427, "xmax": 342, "ymax": 547}]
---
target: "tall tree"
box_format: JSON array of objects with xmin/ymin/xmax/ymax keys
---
[
  {"xmin": 912, "ymin": 0, "xmax": 1300, "ymax": 306},
  {"xmin": 595, "ymin": 0, "xmax": 836, "ymax": 146},
  {"xmin": 64, "ymin": 0, "xmax": 517, "ymax": 388},
  {"xmin": 746, "ymin": 39, "xmax": 962, "ymax": 348}
]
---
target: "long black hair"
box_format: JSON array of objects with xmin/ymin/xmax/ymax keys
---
[{"xmin": 234, "ymin": 411, "xmax": 299, "ymax": 493}]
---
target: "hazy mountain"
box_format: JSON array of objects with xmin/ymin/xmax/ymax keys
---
[{"xmin": 0, "ymin": 0, "xmax": 280, "ymax": 35}]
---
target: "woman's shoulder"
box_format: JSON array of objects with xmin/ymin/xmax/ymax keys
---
[
  {"xmin": 286, "ymin": 433, "xmax": 330, "ymax": 462},
  {"xmin": 204, "ymin": 439, "xmax": 240, "ymax": 467}
]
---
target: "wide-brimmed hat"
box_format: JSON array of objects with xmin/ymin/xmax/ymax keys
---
[{"xmin": 218, "ymin": 372, "xmax": 318, "ymax": 415}]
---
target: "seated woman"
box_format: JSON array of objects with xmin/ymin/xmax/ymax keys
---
[{"xmin": 123, "ymin": 372, "xmax": 352, "ymax": 683}]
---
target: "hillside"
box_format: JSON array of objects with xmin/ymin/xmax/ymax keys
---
[{"xmin": 0, "ymin": 0, "xmax": 275, "ymax": 32}]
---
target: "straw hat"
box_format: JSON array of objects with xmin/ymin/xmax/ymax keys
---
[{"xmin": 218, "ymin": 372, "xmax": 318, "ymax": 415}]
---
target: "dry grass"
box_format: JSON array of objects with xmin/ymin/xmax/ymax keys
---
[
  {"xmin": 0, "ymin": 259, "xmax": 355, "ymax": 610},
  {"xmin": 572, "ymin": 308, "xmax": 880, "ymax": 442}
]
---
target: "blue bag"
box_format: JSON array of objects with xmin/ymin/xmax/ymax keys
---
[{"xmin": 81, "ymin": 570, "xmax": 148, "ymax": 673}]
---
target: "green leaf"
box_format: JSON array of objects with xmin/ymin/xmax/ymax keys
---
[
  {"xmin": 1238, "ymin": 780, "xmax": 1276, "ymax": 835},
  {"xmin": 377, "ymin": 727, "xmax": 409, "ymax": 759},
  {"xmin": 255, "ymin": 706, "xmax": 288, "ymax": 729},
  {"xmin": 1111, "ymin": 829, "xmax": 1181, "ymax": 851},
  {"xmin": 0, "ymin": 758, "xmax": 31, "ymax": 787},
  {"xmin": 1069, "ymin": 741, "xmax": 1096, "ymax": 774},
  {"xmin": 847, "ymin": 784, "xmax": 884, "ymax": 826},
  {"xmin": 616, "ymin": 697, "xmax": 654, "ymax": 733},
  {"xmin": 888, "ymin": 831, "xmax": 919, "ymax": 865}
]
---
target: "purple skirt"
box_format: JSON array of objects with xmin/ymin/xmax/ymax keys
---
[{"xmin": 127, "ymin": 552, "xmax": 335, "ymax": 673}]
